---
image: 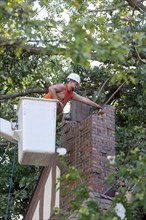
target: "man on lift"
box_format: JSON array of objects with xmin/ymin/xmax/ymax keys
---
[{"xmin": 44, "ymin": 73, "xmax": 104, "ymax": 114}]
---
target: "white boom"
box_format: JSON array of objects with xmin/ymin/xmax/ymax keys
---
[{"xmin": 0, "ymin": 118, "xmax": 17, "ymax": 142}]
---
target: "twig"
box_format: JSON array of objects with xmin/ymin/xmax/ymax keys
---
[
  {"xmin": 104, "ymin": 82, "xmax": 125, "ymax": 105},
  {"xmin": 116, "ymin": 104, "xmax": 133, "ymax": 110},
  {"xmin": 134, "ymin": 46, "xmax": 146, "ymax": 64},
  {"xmin": 95, "ymin": 78, "xmax": 110, "ymax": 102}
]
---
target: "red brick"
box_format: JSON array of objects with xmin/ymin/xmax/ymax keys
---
[{"xmin": 60, "ymin": 104, "xmax": 115, "ymax": 212}]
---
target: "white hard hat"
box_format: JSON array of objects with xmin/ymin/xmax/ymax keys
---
[{"xmin": 67, "ymin": 73, "xmax": 80, "ymax": 84}]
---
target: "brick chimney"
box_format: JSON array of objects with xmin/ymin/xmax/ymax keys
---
[{"xmin": 60, "ymin": 101, "xmax": 115, "ymax": 212}]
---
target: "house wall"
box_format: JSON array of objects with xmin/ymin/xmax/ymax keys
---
[{"xmin": 24, "ymin": 155, "xmax": 60, "ymax": 220}]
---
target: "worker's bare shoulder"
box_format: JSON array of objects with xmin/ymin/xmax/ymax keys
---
[{"xmin": 49, "ymin": 83, "xmax": 65, "ymax": 91}]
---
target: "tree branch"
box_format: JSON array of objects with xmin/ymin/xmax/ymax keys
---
[
  {"xmin": 125, "ymin": 0, "xmax": 146, "ymax": 12},
  {"xmin": 134, "ymin": 46, "xmax": 146, "ymax": 64},
  {"xmin": 88, "ymin": 4, "xmax": 127, "ymax": 13},
  {"xmin": 116, "ymin": 104, "xmax": 134, "ymax": 110},
  {"xmin": 0, "ymin": 87, "xmax": 48, "ymax": 101},
  {"xmin": 1, "ymin": 38, "xmax": 146, "ymax": 64},
  {"xmin": 27, "ymin": 39, "xmax": 70, "ymax": 44},
  {"xmin": 0, "ymin": 38, "xmax": 66, "ymax": 56},
  {"xmin": 104, "ymin": 82, "xmax": 125, "ymax": 105},
  {"xmin": 95, "ymin": 78, "xmax": 110, "ymax": 102}
]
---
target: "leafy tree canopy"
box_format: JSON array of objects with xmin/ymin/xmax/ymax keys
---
[{"xmin": 0, "ymin": 0, "xmax": 146, "ymax": 219}]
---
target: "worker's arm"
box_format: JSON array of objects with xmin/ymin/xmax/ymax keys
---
[{"xmin": 72, "ymin": 92, "xmax": 103, "ymax": 110}]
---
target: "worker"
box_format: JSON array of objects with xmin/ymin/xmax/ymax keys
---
[{"xmin": 44, "ymin": 73, "xmax": 104, "ymax": 114}]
